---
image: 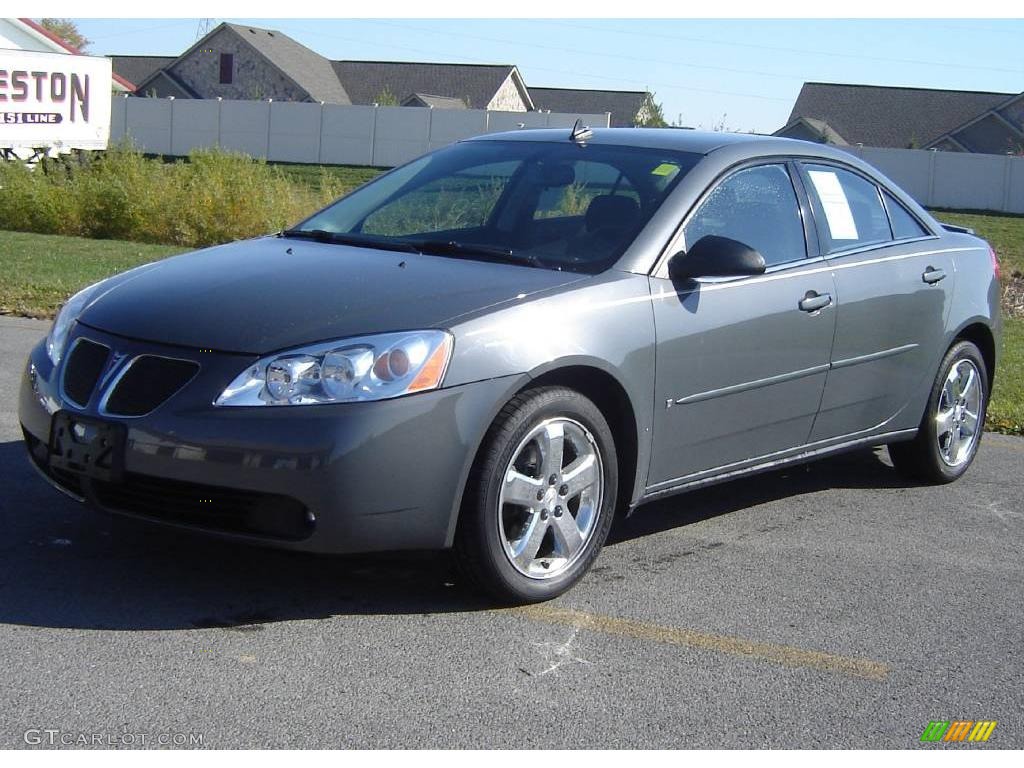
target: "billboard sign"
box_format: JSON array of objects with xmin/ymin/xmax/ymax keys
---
[{"xmin": 0, "ymin": 48, "xmax": 111, "ymax": 151}]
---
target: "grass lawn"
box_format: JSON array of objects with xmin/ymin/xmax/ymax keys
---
[
  {"xmin": 989, "ymin": 318, "xmax": 1023, "ymax": 435},
  {"xmin": 0, "ymin": 231, "xmax": 185, "ymax": 319},
  {"xmin": 1, "ymin": 210, "xmax": 1023, "ymax": 435},
  {"xmin": 929, "ymin": 209, "xmax": 1024, "ymax": 275},
  {"xmin": 270, "ymin": 162, "xmax": 384, "ymax": 192}
]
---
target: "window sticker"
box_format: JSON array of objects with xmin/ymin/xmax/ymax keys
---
[
  {"xmin": 808, "ymin": 170, "xmax": 858, "ymax": 240},
  {"xmin": 651, "ymin": 162, "xmax": 680, "ymax": 177}
]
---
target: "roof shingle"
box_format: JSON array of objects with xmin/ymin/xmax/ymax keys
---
[
  {"xmin": 224, "ymin": 23, "xmax": 350, "ymax": 104},
  {"xmin": 402, "ymin": 93, "xmax": 468, "ymax": 109},
  {"xmin": 109, "ymin": 55, "xmax": 176, "ymax": 88},
  {"xmin": 332, "ymin": 60, "xmax": 517, "ymax": 110},
  {"xmin": 782, "ymin": 82, "xmax": 1014, "ymax": 148},
  {"xmin": 529, "ymin": 87, "xmax": 648, "ymax": 127}
]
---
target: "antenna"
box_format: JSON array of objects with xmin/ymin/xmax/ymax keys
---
[{"xmin": 570, "ymin": 118, "xmax": 593, "ymax": 145}]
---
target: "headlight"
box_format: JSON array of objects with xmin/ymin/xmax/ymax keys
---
[
  {"xmin": 47, "ymin": 282, "xmax": 102, "ymax": 366},
  {"xmin": 215, "ymin": 330, "xmax": 453, "ymax": 406}
]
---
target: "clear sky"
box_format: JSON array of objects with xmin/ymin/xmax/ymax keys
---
[{"xmin": 71, "ymin": 18, "xmax": 1024, "ymax": 133}]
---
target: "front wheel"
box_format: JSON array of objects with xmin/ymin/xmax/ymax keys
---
[
  {"xmin": 889, "ymin": 340, "xmax": 988, "ymax": 483},
  {"xmin": 454, "ymin": 386, "xmax": 618, "ymax": 604}
]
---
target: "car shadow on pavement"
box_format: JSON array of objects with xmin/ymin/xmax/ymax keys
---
[
  {"xmin": 0, "ymin": 439, "xmax": 919, "ymax": 631},
  {"xmin": 608, "ymin": 445, "xmax": 922, "ymax": 545}
]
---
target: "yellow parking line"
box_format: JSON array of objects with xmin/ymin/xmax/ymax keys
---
[{"xmin": 510, "ymin": 604, "xmax": 890, "ymax": 682}]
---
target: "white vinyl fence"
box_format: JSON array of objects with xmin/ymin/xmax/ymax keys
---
[
  {"xmin": 109, "ymin": 95, "xmax": 610, "ymax": 169},
  {"xmin": 107, "ymin": 96, "xmax": 1024, "ymax": 214},
  {"xmin": 842, "ymin": 145, "xmax": 1024, "ymax": 214}
]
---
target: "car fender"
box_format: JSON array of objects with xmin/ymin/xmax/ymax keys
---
[{"xmin": 443, "ymin": 271, "xmax": 658, "ymax": 526}]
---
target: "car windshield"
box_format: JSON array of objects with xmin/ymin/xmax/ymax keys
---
[{"xmin": 291, "ymin": 140, "xmax": 701, "ymax": 273}]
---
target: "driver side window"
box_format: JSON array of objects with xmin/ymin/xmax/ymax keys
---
[{"xmin": 683, "ymin": 164, "xmax": 807, "ymax": 268}]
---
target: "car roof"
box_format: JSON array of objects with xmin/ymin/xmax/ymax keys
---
[
  {"xmin": 468, "ymin": 127, "xmax": 859, "ymax": 163},
  {"xmin": 471, "ymin": 127, "xmax": 792, "ymax": 154}
]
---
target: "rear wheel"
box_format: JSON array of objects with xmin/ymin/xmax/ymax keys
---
[
  {"xmin": 454, "ymin": 386, "xmax": 618, "ymax": 604},
  {"xmin": 889, "ymin": 340, "xmax": 988, "ymax": 483}
]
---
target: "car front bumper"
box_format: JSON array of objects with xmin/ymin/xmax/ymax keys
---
[{"xmin": 19, "ymin": 323, "xmax": 525, "ymax": 554}]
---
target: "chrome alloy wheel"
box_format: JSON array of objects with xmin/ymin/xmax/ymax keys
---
[
  {"xmin": 936, "ymin": 359, "xmax": 984, "ymax": 468},
  {"xmin": 497, "ymin": 417, "xmax": 604, "ymax": 579}
]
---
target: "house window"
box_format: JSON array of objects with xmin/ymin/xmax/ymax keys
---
[{"xmin": 219, "ymin": 53, "xmax": 233, "ymax": 85}]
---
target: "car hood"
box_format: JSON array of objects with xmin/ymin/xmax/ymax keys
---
[{"xmin": 79, "ymin": 237, "xmax": 585, "ymax": 354}]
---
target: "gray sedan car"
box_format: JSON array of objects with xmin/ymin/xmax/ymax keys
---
[{"xmin": 20, "ymin": 128, "xmax": 1001, "ymax": 602}]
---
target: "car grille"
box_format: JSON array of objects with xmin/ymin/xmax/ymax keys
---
[
  {"xmin": 92, "ymin": 473, "xmax": 314, "ymax": 540},
  {"xmin": 24, "ymin": 431, "xmax": 313, "ymax": 542},
  {"xmin": 62, "ymin": 339, "xmax": 110, "ymax": 407},
  {"xmin": 104, "ymin": 356, "xmax": 199, "ymax": 416}
]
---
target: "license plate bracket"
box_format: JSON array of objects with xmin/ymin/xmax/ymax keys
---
[{"xmin": 49, "ymin": 411, "xmax": 126, "ymax": 482}]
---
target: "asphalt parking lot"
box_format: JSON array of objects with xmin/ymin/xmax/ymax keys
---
[{"xmin": 1, "ymin": 315, "xmax": 1021, "ymax": 749}]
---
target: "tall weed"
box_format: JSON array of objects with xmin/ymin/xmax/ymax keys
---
[{"xmin": 0, "ymin": 146, "xmax": 345, "ymax": 248}]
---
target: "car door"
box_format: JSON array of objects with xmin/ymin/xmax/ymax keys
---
[
  {"xmin": 647, "ymin": 162, "xmax": 838, "ymax": 488},
  {"xmin": 797, "ymin": 162, "xmax": 956, "ymax": 441}
]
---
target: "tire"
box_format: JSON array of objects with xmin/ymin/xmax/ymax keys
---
[
  {"xmin": 454, "ymin": 386, "xmax": 618, "ymax": 604},
  {"xmin": 889, "ymin": 340, "xmax": 989, "ymax": 484}
]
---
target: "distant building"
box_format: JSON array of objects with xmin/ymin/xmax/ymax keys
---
[
  {"xmin": 332, "ymin": 59, "xmax": 532, "ymax": 111},
  {"xmin": 776, "ymin": 81, "xmax": 1024, "ymax": 154},
  {"xmin": 529, "ymin": 87, "xmax": 656, "ymax": 127},
  {"xmin": 109, "ymin": 22, "xmax": 655, "ymax": 124},
  {"xmin": 112, "ymin": 23, "xmax": 531, "ymax": 111}
]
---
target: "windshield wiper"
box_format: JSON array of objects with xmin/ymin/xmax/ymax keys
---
[
  {"xmin": 280, "ymin": 231, "xmax": 542, "ymax": 267},
  {"xmin": 279, "ymin": 229, "xmax": 419, "ymax": 253},
  {"xmin": 409, "ymin": 239, "xmax": 541, "ymax": 268}
]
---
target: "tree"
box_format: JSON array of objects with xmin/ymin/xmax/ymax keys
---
[
  {"xmin": 636, "ymin": 91, "xmax": 668, "ymax": 128},
  {"xmin": 374, "ymin": 86, "xmax": 398, "ymax": 107},
  {"xmin": 39, "ymin": 19, "xmax": 90, "ymax": 52}
]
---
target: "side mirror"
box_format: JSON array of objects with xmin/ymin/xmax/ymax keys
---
[{"xmin": 668, "ymin": 235, "xmax": 767, "ymax": 282}]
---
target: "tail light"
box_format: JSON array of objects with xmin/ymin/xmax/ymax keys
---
[{"xmin": 990, "ymin": 246, "xmax": 1001, "ymax": 281}]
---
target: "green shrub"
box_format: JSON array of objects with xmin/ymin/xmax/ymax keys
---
[
  {"xmin": 0, "ymin": 161, "xmax": 79, "ymax": 234},
  {"xmin": 0, "ymin": 146, "xmax": 348, "ymax": 248}
]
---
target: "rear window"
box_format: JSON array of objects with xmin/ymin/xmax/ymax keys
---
[
  {"xmin": 802, "ymin": 164, "xmax": 892, "ymax": 253},
  {"xmin": 883, "ymin": 191, "xmax": 929, "ymax": 239}
]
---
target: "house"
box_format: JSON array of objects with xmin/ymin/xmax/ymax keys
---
[
  {"xmin": 110, "ymin": 21, "xmax": 654, "ymax": 121},
  {"xmin": 331, "ymin": 60, "xmax": 531, "ymax": 111},
  {"xmin": 120, "ymin": 23, "xmax": 350, "ymax": 103},
  {"xmin": 1, "ymin": 17, "xmax": 134, "ymax": 91},
  {"xmin": 114, "ymin": 22, "xmax": 532, "ymax": 111},
  {"xmin": 103, "ymin": 55, "xmax": 174, "ymax": 91},
  {"xmin": 529, "ymin": 87, "xmax": 655, "ymax": 127},
  {"xmin": 776, "ymin": 81, "xmax": 1024, "ymax": 154}
]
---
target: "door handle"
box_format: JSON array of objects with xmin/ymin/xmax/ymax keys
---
[
  {"xmin": 798, "ymin": 291, "xmax": 833, "ymax": 312},
  {"xmin": 922, "ymin": 267, "xmax": 947, "ymax": 284}
]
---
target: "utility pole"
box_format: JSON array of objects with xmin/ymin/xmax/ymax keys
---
[{"xmin": 195, "ymin": 19, "xmax": 213, "ymax": 40}]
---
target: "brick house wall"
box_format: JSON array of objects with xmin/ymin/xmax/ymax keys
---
[
  {"xmin": 486, "ymin": 73, "xmax": 528, "ymax": 112},
  {"xmin": 168, "ymin": 26, "xmax": 308, "ymax": 102}
]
